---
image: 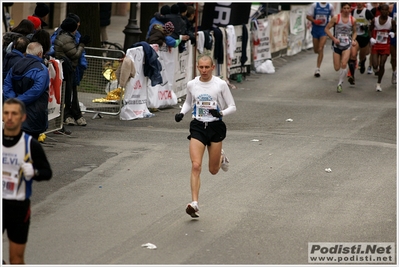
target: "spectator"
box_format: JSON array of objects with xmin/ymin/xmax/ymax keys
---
[
  {"xmin": 3, "ymin": 36, "xmax": 30, "ymax": 80},
  {"xmin": 33, "ymin": 3, "xmax": 50, "ymax": 28},
  {"xmin": 146, "ymin": 4, "xmax": 171, "ymax": 39},
  {"xmin": 147, "ymin": 21, "xmax": 175, "ymax": 47},
  {"xmin": 184, "ymin": 5, "xmax": 197, "ymax": 45},
  {"xmin": 54, "ymin": 17, "xmax": 91, "ymax": 127},
  {"xmin": 3, "ymin": 42, "xmax": 50, "ymax": 139},
  {"xmin": 2, "ymin": 19, "xmax": 35, "ymax": 56},
  {"xmin": 2, "ymin": 98, "xmax": 52, "ymax": 264},
  {"xmin": 155, "ymin": 4, "xmax": 189, "ymax": 52},
  {"xmin": 31, "ymin": 29, "xmax": 51, "ymax": 56},
  {"xmin": 49, "ymin": 13, "xmax": 87, "ymax": 86},
  {"xmin": 100, "ymin": 3, "xmax": 112, "ymax": 42},
  {"xmin": 27, "ymin": 15, "xmax": 41, "ymax": 30}
]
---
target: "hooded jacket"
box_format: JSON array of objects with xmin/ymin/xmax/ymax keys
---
[
  {"xmin": 3, "ymin": 54, "xmax": 50, "ymax": 134},
  {"xmin": 54, "ymin": 30, "xmax": 85, "ymax": 69},
  {"xmin": 3, "ymin": 49, "xmax": 24, "ymax": 79}
]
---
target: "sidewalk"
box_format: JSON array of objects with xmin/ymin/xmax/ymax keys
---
[{"xmin": 106, "ymin": 14, "xmax": 130, "ymax": 47}]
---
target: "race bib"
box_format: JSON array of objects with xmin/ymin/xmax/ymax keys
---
[
  {"xmin": 2, "ymin": 170, "xmax": 19, "ymax": 198},
  {"xmin": 337, "ymin": 33, "xmax": 350, "ymax": 46},
  {"xmin": 195, "ymin": 100, "xmax": 217, "ymax": 119},
  {"xmin": 376, "ymin": 31, "xmax": 389, "ymax": 44}
]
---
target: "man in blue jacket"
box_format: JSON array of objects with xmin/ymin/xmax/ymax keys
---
[{"xmin": 3, "ymin": 42, "xmax": 50, "ymax": 140}]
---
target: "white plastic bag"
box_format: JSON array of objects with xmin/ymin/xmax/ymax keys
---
[{"xmin": 256, "ymin": 59, "xmax": 275, "ymax": 74}]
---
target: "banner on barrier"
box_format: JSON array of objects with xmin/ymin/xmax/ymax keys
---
[
  {"xmin": 251, "ymin": 18, "xmax": 271, "ymax": 68},
  {"xmin": 229, "ymin": 24, "xmax": 251, "ymax": 75},
  {"xmin": 269, "ymin": 11, "xmax": 290, "ymax": 53},
  {"xmin": 287, "ymin": 7, "xmax": 306, "ymax": 56},
  {"xmin": 147, "ymin": 44, "xmax": 177, "ymax": 109},
  {"xmin": 174, "ymin": 45, "xmax": 190, "ymax": 98},
  {"xmin": 48, "ymin": 58, "xmax": 63, "ymax": 121},
  {"xmin": 201, "ymin": 3, "xmax": 251, "ymax": 29},
  {"xmin": 120, "ymin": 46, "xmax": 151, "ymax": 120}
]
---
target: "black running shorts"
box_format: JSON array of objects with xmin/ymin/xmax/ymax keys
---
[
  {"xmin": 3, "ymin": 199, "xmax": 31, "ymax": 244},
  {"xmin": 356, "ymin": 36, "xmax": 371, "ymax": 48},
  {"xmin": 187, "ymin": 119, "xmax": 226, "ymax": 146}
]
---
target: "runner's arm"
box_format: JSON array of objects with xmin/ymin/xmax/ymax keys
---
[
  {"xmin": 30, "ymin": 139, "xmax": 52, "ymax": 181},
  {"xmin": 220, "ymin": 82, "xmax": 236, "ymax": 116}
]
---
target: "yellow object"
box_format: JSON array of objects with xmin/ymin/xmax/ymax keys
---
[
  {"xmin": 92, "ymin": 87, "xmax": 124, "ymax": 103},
  {"xmin": 38, "ymin": 133, "xmax": 46, "ymax": 143}
]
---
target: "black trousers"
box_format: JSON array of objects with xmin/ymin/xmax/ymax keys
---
[{"xmin": 62, "ymin": 61, "xmax": 82, "ymax": 121}]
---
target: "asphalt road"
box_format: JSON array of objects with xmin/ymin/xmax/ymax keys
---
[{"xmin": 3, "ymin": 45, "xmax": 396, "ymax": 265}]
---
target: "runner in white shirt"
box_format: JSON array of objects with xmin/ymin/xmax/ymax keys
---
[
  {"xmin": 325, "ymin": 2, "xmax": 357, "ymax": 93},
  {"xmin": 2, "ymin": 98, "xmax": 52, "ymax": 264},
  {"xmin": 175, "ymin": 55, "xmax": 236, "ymax": 218}
]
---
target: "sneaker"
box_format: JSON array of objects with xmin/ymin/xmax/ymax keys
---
[
  {"xmin": 221, "ymin": 149, "xmax": 229, "ymax": 172},
  {"xmin": 337, "ymin": 83, "xmax": 343, "ymax": 93},
  {"xmin": 376, "ymin": 84, "xmax": 382, "ymax": 92},
  {"xmin": 76, "ymin": 117, "xmax": 87, "ymax": 126},
  {"xmin": 348, "ymin": 75, "xmax": 355, "ymax": 85},
  {"xmin": 186, "ymin": 202, "xmax": 199, "ymax": 218},
  {"xmin": 367, "ymin": 66, "xmax": 373, "ymax": 74},
  {"xmin": 392, "ymin": 72, "xmax": 397, "ymax": 84},
  {"xmin": 64, "ymin": 117, "xmax": 76, "ymax": 126},
  {"xmin": 314, "ymin": 69, "xmax": 320, "ymax": 77},
  {"xmin": 359, "ymin": 59, "xmax": 366, "ymax": 74}
]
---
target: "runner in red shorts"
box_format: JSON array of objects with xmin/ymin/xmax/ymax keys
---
[{"xmin": 369, "ymin": 4, "xmax": 396, "ymax": 91}]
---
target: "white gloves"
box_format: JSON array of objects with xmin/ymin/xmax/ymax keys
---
[
  {"xmin": 370, "ymin": 38, "xmax": 377, "ymax": 45},
  {"xmin": 21, "ymin": 162, "xmax": 35, "ymax": 180},
  {"xmin": 389, "ymin": 32, "xmax": 395, "ymax": 38}
]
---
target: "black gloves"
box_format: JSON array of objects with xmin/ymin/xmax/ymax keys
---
[
  {"xmin": 209, "ymin": 109, "xmax": 222, "ymax": 118},
  {"xmin": 79, "ymin": 35, "xmax": 91, "ymax": 46},
  {"xmin": 175, "ymin": 113, "xmax": 184, "ymax": 122}
]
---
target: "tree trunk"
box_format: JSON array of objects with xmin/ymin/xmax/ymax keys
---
[{"xmin": 67, "ymin": 3, "xmax": 101, "ymax": 48}]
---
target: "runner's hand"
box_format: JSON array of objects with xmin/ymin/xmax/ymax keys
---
[
  {"xmin": 209, "ymin": 109, "xmax": 222, "ymax": 118},
  {"xmin": 175, "ymin": 113, "xmax": 184, "ymax": 122},
  {"xmin": 389, "ymin": 32, "xmax": 395, "ymax": 38},
  {"xmin": 370, "ymin": 38, "xmax": 377, "ymax": 46},
  {"xmin": 313, "ymin": 19, "xmax": 323, "ymax": 25},
  {"xmin": 21, "ymin": 162, "xmax": 34, "ymax": 180}
]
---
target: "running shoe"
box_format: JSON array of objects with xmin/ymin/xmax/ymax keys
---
[
  {"xmin": 392, "ymin": 71, "xmax": 397, "ymax": 85},
  {"xmin": 337, "ymin": 83, "xmax": 343, "ymax": 93},
  {"xmin": 376, "ymin": 84, "xmax": 382, "ymax": 92},
  {"xmin": 221, "ymin": 149, "xmax": 229, "ymax": 172},
  {"xmin": 76, "ymin": 117, "xmax": 87, "ymax": 126},
  {"xmin": 348, "ymin": 75, "xmax": 355, "ymax": 85},
  {"xmin": 64, "ymin": 117, "xmax": 76, "ymax": 126},
  {"xmin": 186, "ymin": 202, "xmax": 199, "ymax": 218},
  {"xmin": 367, "ymin": 66, "xmax": 373, "ymax": 74},
  {"xmin": 359, "ymin": 59, "xmax": 366, "ymax": 74},
  {"xmin": 314, "ymin": 69, "xmax": 320, "ymax": 77}
]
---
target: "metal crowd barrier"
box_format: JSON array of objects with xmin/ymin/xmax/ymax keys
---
[{"xmin": 78, "ymin": 46, "xmax": 125, "ymax": 119}]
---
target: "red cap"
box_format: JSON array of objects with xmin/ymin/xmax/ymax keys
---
[{"xmin": 27, "ymin": 15, "xmax": 41, "ymax": 30}]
